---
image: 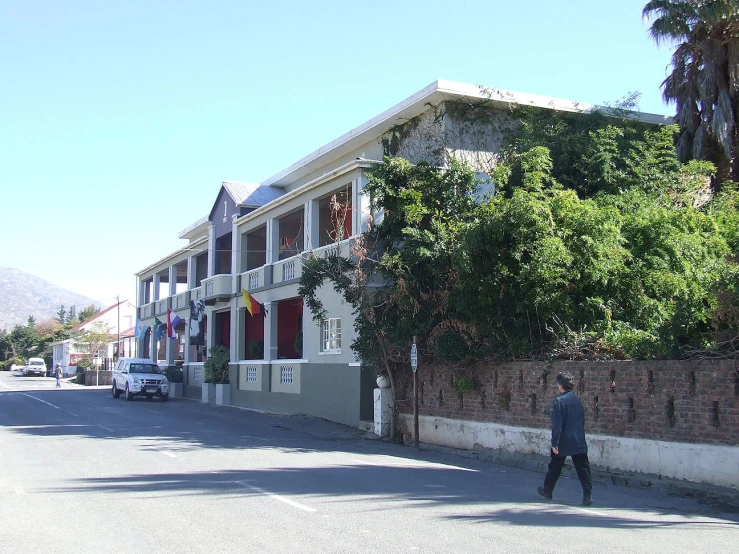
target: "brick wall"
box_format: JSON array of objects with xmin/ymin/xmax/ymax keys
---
[{"xmin": 397, "ymin": 360, "xmax": 739, "ymax": 446}]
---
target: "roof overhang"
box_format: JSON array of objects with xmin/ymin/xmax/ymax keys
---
[{"xmin": 261, "ymin": 79, "xmax": 673, "ymax": 188}]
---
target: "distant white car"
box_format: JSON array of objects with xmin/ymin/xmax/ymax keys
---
[
  {"xmin": 23, "ymin": 358, "xmax": 47, "ymax": 377},
  {"xmin": 112, "ymin": 357, "xmax": 169, "ymax": 401}
]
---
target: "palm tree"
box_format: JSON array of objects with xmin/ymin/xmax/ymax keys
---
[{"xmin": 643, "ymin": 0, "xmax": 739, "ymax": 183}]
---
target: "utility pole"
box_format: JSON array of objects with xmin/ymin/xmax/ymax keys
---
[
  {"xmin": 116, "ymin": 295, "xmax": 120, "ymax": 361},
  {"xmin": 411, "ymin": 336, "xmax": 419, "ymax": 449}
]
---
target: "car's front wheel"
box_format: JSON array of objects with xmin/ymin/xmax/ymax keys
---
[
  {"xmin": 112, "ymin": 381, "xmax": 120, "ymax": 398},
  {"xmin": 125, "ymin": 383, "xmax": 133, "ymax": 401}
]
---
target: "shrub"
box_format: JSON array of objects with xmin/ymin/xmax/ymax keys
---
[{"xmin": 203, "ymin": 345, "xmax": 230, "ymax": 384}]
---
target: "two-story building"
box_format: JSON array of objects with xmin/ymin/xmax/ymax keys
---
[{"xmin": 134, "ymin": 80, "xmax": 669, "ymax": 427}]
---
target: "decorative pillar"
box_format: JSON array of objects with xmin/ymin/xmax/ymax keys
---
[{"xmin": 264, "ymin": 301, "xmax": 277, "ymax": 361}]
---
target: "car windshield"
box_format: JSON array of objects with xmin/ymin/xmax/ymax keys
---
[
  {"xmin": 29, "ymin": 361, "xmax": 44, "ymax": 366},
  {"xmin": 129, "ymin": 364, "xmax": 161, "ymax": 374}
]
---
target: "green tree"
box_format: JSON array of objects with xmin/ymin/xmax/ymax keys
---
[
  {"xmin": 77, "ymin": 304, "xmax": 100, "ymax": 323},
  {"xmin": 56, "ymin": 304, "xmax": 67, "ymax": 324},
  {"xmin": 68, "ymin": 305, "xmax": 77, "ymax": 323},
  {"xmin": 643, "ymin": 0, "xmax": 739, "ymax": 182},
  {"xmin": 72, "ymin": 321, "xmax": 113, "ymax": 362}
]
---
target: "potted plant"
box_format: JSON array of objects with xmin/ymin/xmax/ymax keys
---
[
  {"xmin": 164, "ymin": 365, "xmax": 184, "ymax": 398},
  {"xmin": 203, "ymin": 345, "xmax": 230, "ymax": 405}
]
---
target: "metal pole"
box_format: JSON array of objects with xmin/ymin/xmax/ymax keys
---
[
  {"xmin": 116, "ymin": 295, "xmax": 120, "ymax": 361},
  {"xmin": 413, "ymin": 336, "xmax": 419, "ymax": 449}
]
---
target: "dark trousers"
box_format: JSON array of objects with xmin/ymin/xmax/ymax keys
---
[{"xmin": 543, "ymin": 452, "xmax": 592, "ymax": 497}]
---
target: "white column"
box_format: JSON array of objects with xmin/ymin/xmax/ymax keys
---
[
  {"xmin": 229, "ymin": 303, "xmax": 239, "ymax": 363},
  {"xmin": 232, "ymin": 215, "xmax": 241, "ymax": 293},
  {"xmin": 306, "ymin": 200, "xmax": 319, "ymax": 250},
  {"xmin": 168, "ymin": 264, "xmax": 176, "ymax": 296},
  {"xmin": 264, "ymin": 301, "xmax": 277, "ymax": 361},
  {"xmin": 153, "ymin": 274, "xmax": 161, "ymax": 301},
  {"xmin": 207, "ymin": 224, "xmax": 215, "ymax": 278}
]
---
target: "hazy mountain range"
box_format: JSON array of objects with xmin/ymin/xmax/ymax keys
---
[{"xmin": 0, "ymin": 268, "xmax": 101, "ymax": 330}]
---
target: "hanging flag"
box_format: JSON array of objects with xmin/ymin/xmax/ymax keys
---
[
  {"xmin": 167, "ymin": 308, "xmax": 182, "ymax": 339},
  {"xmin": 134, "ymin": 319, "xmax": 148, "ymax": 340},
  {"xmin": 242, "ymin": 288, "xmax": 267, "ymax": 317},
  {"xmin": 154, "ymin": 317, "xmax": 165, "ymax": 340}
]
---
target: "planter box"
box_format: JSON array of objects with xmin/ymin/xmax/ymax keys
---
[
  {"xmin": 84, "ymin": 370, "xmax": 112, "ymax": 386},
  {"xmin": 169, "ymin": 383, "xmax": 184, "ymax": 398},
  {"xmin": 202, "ymin": 383, "xmax": 215, "ymax": 403},
  {"xmin": 215, "ymin": 383, "xmax": 230, "ymax": 406}
]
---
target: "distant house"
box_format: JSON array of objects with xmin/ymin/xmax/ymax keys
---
[{"xmin": 50, "ymin": 299, "xmax": 136, "ymax": 376}]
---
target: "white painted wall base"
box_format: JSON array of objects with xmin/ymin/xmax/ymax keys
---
[
  {"xmin": 373, "ymin": 387, "xmax": 393, "ymax": 437},
  {"xmin": 216, "ymin": 383, "xmax": 230, "ymax": 406},
  {"xmin": 202, "ymin": 383, "xmax": 214, "ymax": 403},
  {"xmin": 398, "ymin": 414, "xmax": 739, "ymax": 492}
]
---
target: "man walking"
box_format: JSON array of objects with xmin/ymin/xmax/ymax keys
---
[
  {"xmin": 538, "ymin": 372, "xmax": 593, "ymax": 506},
  {"xmin": 55, "ymin": 363, "xmax": 62, "ymax": 388}
]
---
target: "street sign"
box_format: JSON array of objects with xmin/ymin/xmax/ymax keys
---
[{"xmin": 410, "ymin": 343, "xmax": 417, "ymax": 372}]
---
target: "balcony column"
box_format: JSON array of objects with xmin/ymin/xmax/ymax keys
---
[
  {"xmin": 306, "ymin": 200, "xmax": 319, "ymax": 251},
  {"xmin": 207, "ymin": 224, "xmax": 215, "ymax": 278},
  {"xmin": 153, "ymin": 274, "xmax": 160, "ymax": 301},
  {"xmin": 229, "ymin": 303, "xmax": 239, "ymax": 364},
  {"xmin": 168, "ymin": 265, "xmax": 177, "ymax": 296},
  {"xmin": 264, "ymin": 301, "xmax": 277, "ymax": 361},
  {"xmin": 231, "ymin": 215, "xmax": 241, "ymax": 294},
  {"xmin": 149, "ymin": 327, "xmax": 157, "ymax": 363},
  {"xmin": 356, "ymin": 174, "xmax": 372, "ymax": 234},
  {"xmin": 264, "ymin": 220, "xmax": 276, "ymax": 286},
  {"xmin": 187, "ymin": 255, "xmax": 197, "ymax": 289}
]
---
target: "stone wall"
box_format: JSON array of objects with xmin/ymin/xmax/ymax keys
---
[{"xmin": 398, "ymin": 360, "xmax": 738, "ymax": 446}]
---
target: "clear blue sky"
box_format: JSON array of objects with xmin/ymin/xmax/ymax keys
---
[{"xmin": 0, "ymin": 0, "xmax": 674, "ymax": 308}]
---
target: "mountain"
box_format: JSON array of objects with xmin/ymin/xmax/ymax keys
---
[{"xmin": 0, "ymin": 268, "xmax": 101, "ymax": 330}]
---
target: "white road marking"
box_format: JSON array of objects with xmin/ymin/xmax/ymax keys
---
[
  {"xmin": 15, "ymin": 487, "xmax": 26, "ymax": 495},
  {"xmin": 422, "ymin": 484, "xmax": 446, "ymax": 488},
  {"xmin": 0, "ymin": 380, "xmax": 11, "ymax": 389},
  {"xmin": 350, "ymin": 458, "xmax": 477, "ymax": 472},
  {"xmin": 235, "ymin": 481, "xmax": 316, "ymax": 512},
  {"xmin": 159, "ymin": 450, "xmax": 177, "ymax": 458},
  {"xmin": 97, "ymin": 425, "xmax": 114, "ymax": 432},
  {"xmin": 21, "ymin": 393, "xmax": 60, "ymax": 409}
]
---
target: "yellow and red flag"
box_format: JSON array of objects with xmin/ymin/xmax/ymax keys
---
[{"xmin": 242, "ymin": 288, "xmax": 266, "ymax": 317}]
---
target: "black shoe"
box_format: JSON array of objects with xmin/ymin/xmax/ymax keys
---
[
  {"xmin": 537, "ymin": 486, "xmax": 552, "ymax": 500},
  {"xmin": 582, "ymin": 495, "xmax": 593, "ymax": 506}
]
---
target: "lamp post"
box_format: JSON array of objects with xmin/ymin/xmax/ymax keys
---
[{"xmin": 92, "ymin": 355, "xmax": 102, "ymax": 386}]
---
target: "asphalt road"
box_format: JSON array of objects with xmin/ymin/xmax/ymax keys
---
[{"xmin": 0, "ymin": 370, "xmax": 737, "ymax": 553}]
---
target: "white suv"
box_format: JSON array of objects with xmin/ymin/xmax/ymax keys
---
[
  {"xmin": 112, "ymin": 358, "xmax": 169, "ymax": 401},
  {"xmin": 23, "ymin": 357, "xmax": 47, "ymax": 377}
]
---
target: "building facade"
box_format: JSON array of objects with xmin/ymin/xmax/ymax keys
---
[{"xmin": 134, "ymin": 80, "xmax": 669, "ymax": 427}]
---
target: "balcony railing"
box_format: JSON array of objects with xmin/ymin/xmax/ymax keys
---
[
  {"xmin": 202, "ymin": 274, "xmax": 232, "ymax": 301},
  {"xmin": 140, "ymin": 303, "xmax": 154, "ymax": 318},
  {"xmin": 155, "ymin": 299, "xmax": 169, "ymax": 315},
  {"xmin": 274, "ymin": 256, "xmax": 301, "ymax": 284},
  {"xmin": 239, "ymin": 268, "xmax": 262, "ymax": 291},
  {"xmin": 173, "ymin": 290, "xmax": 191, "ymax": 310}
]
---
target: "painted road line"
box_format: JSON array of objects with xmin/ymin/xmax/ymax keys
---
[
  {"xmin": 235, "ymin": 481, "xmax": 316, "ymax": 513},
  {"xmin": 350, "ymin": 458, "xmax": 477, "ymax": 472},
  {"xmin": 0, "ymin": 380, "xmax": 11, "ymax": 389},
  {"xmin": 159, "ymin": 450, "xmax": 177, "ymax": 458},
  {"xmin": 97, "ymin": 424, "xmax": 115, "ymax": 432},
  {"xmin": 21, "ymin": 393, "xmax": 60, "ymax": 409}
]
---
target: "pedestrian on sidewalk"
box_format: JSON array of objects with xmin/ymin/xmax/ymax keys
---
[
  {"xmin": 538, "ymin": 371, "xmax": 593, "ymax": 506},
  {"xmin": 55, "ymin": 363, "xmax": 62, "ymax": 388}
]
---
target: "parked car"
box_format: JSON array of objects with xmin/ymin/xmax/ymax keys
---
[
  {"xmin": 112, "ymin": 357, "xmax": 169, "ymax": 401},
  {"xmin": 23, "ymin": 358, "xmax": 47, "ymax": 377}
]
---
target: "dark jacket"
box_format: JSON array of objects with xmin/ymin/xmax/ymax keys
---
[{"xmin": 550, "ymin": 390, "xmax": 587, "ymax": 456}]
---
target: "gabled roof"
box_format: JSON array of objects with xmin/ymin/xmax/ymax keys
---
[
  {"xmin": 207, "ymin": 180, "xmax": 286, "ymax": 222},
  {"xmin": 223, "ymin": 180, "xmax": 284, "ymax": 207},
  {"xmin": 73, "ymin": 299, "xmax": 129, "ymax": 331}
]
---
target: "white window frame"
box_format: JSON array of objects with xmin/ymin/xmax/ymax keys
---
[{"xmin": 320, "ymin": 318, "xmax": 341, "ymax": 354}]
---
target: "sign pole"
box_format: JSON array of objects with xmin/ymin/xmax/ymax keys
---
[{"xmin": 412, "ymin": 336, "xmax": 419, "ymax": 449}]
